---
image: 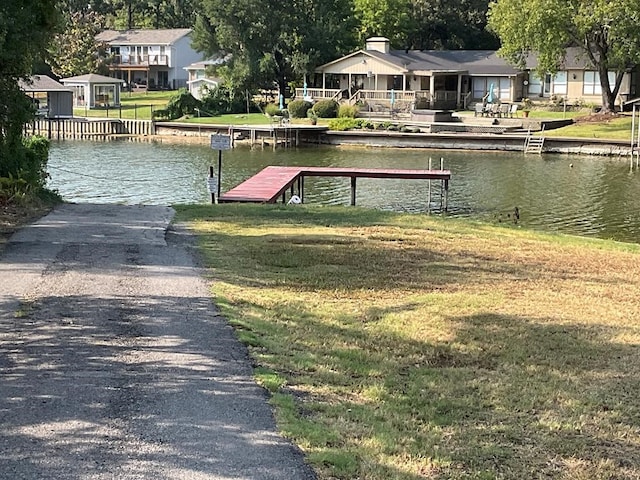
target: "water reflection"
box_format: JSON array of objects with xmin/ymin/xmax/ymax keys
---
[{"xmin": 47, "ymin": 140, "xmax": 640, "ymax": 243}]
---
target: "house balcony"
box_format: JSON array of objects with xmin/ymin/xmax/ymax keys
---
[{"xmin": 109, "ymin": 54, "xmax": 169, "ymax": 68}]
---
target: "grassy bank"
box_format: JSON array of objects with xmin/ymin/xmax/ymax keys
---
[{"xmin": 175, "ymin": 204, "xmax": 640, "ymax": 480}]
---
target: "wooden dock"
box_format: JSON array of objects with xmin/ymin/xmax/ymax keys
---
[{"xmin": 218, "ymin": 166, "xmax": 452, "ymax": 211}]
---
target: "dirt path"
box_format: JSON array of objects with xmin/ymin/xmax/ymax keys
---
[{"xmin": 0, "ymin": 203, "xmax": 315, "ymax": 479}]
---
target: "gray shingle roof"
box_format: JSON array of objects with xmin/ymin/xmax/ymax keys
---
[
  {"xmin": 61, "ymin": 74, "xmax": 125, "ymax": 84},
  {"xmin": 389, "ymin": 50, "xmax": 520, "ymax": 75},
  {"xmin": 319, "ymin": 48, "xmax": 522, "ymax": 75},
  {"xmin": 19, "ymin": 75, "xmax": 72, "ymax": 92},
  {"xmin": 96, "ymin": 28, "xmax": 192, "ymax": 45}
]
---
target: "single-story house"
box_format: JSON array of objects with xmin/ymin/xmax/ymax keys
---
[
  {"xmin": 300, "ymin": 37, "xmax": 638, "ymax": 110},
  {"xmin": 19, "ymin": 75, "xmax": 73, "ymax": 118},
  {"xmin": 60, "ymin": 74, "xmax": 125, "ymax": 108}
]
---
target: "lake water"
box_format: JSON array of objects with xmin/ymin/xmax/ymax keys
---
[{"xmin": 47, "ymin": 139, "xmax": 640, "ymax": 244}]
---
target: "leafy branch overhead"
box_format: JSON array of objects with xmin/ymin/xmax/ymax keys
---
[{"xmin": 488, "ymin": 0, "xmax": 640, "ymax": 113}]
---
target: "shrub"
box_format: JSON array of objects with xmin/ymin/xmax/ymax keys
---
[
  {"xmin": 327, "ymin": 118, "xmax": 376, "ymax": 131},
  {"xmin": 312, "ymin": 99, "xmax": 339, "ymax": 118},
  {"xmin": 338, "ymin": 104, "xmax": 359, "ymax": 118},
  {"xmin": 22, "ymin": 136, "xmax": 50, "ymax": 190},
  {"xmin": 200, "ymin": 83, "xmax": 255, "ymax": 116},
  {"xmin": 264, "ymin": 103, "xmax": 281, "ymax": 117},
  {"xmin": 154, "ymin": 88, "xmax": 200, "ymax": 120},
  {"xmin": 288, "ymin": 100, "xmax": 313, "ymax": 118}
]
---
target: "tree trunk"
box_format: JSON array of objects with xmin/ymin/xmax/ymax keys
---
[{"xmin": 598, "ymin": 68, "xmax": 625, "ymax": 114}]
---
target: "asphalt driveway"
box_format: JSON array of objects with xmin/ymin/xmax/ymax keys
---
[{"xmin": 0, "ymin": 203, "xmax": 315, "ymax": 479}]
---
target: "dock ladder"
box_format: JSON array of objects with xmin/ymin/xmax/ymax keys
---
[{"xmin": 524, "ymin": 126, "xmax": 545, "ymax": 154}]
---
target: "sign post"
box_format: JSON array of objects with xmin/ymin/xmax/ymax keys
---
[{"xmin": 209, "ymin": 134, "xmax": 232, "ymax": 203}]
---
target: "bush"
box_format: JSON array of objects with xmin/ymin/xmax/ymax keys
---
[
  {"xmin": 154, "ymin": 88, "xmax": 200, "ymax": 120},
  {"xmin": 22, "ymin": 136, "xmax": 50, "ymax": 190},
  {"xmin": 201, "ymin": 84, "xmax": 255, "ymax": 116},
  {"xmin": 338, "ymin": 104, "xmax": 359, "ymax": 118},
  {"xmin": 288, "ymin": 99, "xmax": 313, "ymax": 118},
  {"xmin": 312, "ymin": 99, "xmax": 339, "ymax": 118},
  {"xmin": 264, "ymin": 103, "xmax": 281, "ymax": 117},
  {"xmin": 327, "ymin": 118, "xmax": 376, "ymax": 131}
]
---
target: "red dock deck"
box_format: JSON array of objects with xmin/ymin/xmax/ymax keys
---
[{"xmin": 218, "ymin": 166, "xmax": 451, "ymax": 210}]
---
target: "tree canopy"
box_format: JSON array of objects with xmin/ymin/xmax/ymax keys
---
[
  {"xmin": 48, "ymin": 11, "xmax": 111, "ymax": 78},
  {"xmin": 193, "ymin": 0, "xmax": 358, "ymax": 97},
  {"xmin": 355, "ymin": 0, "xmax": 498, "ymax": 50},
  {"xmin": 0, "ymin": 0, "xmax": 59, "ymax": 183},
  {"xmin": 488, "ymin": 0, "xmax": 640, "ymax": 112}
]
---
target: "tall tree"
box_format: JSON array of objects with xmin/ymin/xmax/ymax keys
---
[
  {"xmin": 488, "ymin": 0, "xmax": 640, "ymax": 113},
  {"xmin": 354, "ymin": 0, "xmax": 497, "ymax": 50},
  {"xmin": 0, "ymin": 0, "xmax": 60, "ymax": 181},
  {"xmin": 406, "ymin": 0, "xmax": 498, "ymax": 50},
  {"xmin": 193, "ymin": 0, "xmax": 357, "ymax": 97},
  {"xmin": 48, "ymin": 11, "xmax": 111, "ymax": 78},
  {"xmin": 354, "ymin": 0, "xmax": 411, "ymax": 48}
]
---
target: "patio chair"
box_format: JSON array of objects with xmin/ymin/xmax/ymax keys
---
[
  {"xmin": 499, "ymin": 104, "xmax": 510, "ymax": 117},
  {"xmin": 488, "ymin": 103, "xmax": 500, "ymax": 117},
  {"xmin": 509, "ymin": 104, "xmax": 519, "ymax": 118},
  {"xmin": 474, "ymin": 103, "xmax": 486, "ymax": 117}
]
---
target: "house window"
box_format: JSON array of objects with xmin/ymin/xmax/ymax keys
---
[
  {"xmin": 552, "ymin": 71, "xmax": 567, "ymax": 95},
  {"xmin": 528, "ymin": 75, "xmax": 542, "ymax": 95},
  {"xmin": 583, "ymin": 71, "xmax": 616, "ymax": 95},
  {"xmin": 529, "ymin": 72, "xmax": 567, "ymax": 96},
  {"xmin": 93, "ymin": 84, "xmax": 115, "ymax": 107},
  {"xmin": 472, "ymin": 77, "xmax": 510, "ymax": 101}
]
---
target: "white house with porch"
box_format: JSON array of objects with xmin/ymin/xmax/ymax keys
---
[
  {"xmin": 300, "ymin": 37, "xmax": 638, "ymax": 111},
  {"xmin": 97, "ymin": 28, "xmax": 203, "ymax": 90}
]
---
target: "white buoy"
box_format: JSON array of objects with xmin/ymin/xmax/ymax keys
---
[{"xmin": 287, "ymin": 195, "xmax": 302, "ymax": 205}]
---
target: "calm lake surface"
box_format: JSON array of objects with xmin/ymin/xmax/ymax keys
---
[{"xmin": 47, "ymin": 140, "xmax": 640, "ymax": 244}]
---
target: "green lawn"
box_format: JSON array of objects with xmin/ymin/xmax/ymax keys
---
[
  {"xmin": 544, "ymin": 114, "xmax": 634, "ymax": 140},
  {"xmin": 175, "ymin": 204, "xmax": 640, "ymax": 480},
  {"xmin": 73, "ymin": 90, "xmax": 176, "ymax": 120}
]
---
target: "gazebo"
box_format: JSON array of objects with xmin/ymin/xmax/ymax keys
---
[{"xmin": 60, "ymin": 74, "xmax": 125, "ymax": 109}]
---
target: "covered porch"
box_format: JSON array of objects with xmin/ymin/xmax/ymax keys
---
[{"xmin": 296, "ymin": 71, "xmax": 465, "ymax": 111}]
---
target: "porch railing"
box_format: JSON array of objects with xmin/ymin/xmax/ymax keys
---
[
  {"xmin": 110, "ymin": 54, "xmax": 169, "ymax": 67},
  {"xmin": 294, "ymin": 88, "xmax": 340, "ymax": 100},
  {"xmin": 294, "ymin": 88, "xmax": 461, "ymax": 108}
]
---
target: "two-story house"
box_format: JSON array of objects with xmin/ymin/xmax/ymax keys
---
[{"xmin": 97, "ymin": 28, "xmax": 203, "ymax": 91}]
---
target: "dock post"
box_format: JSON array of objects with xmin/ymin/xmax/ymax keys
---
[
  {"xmin": 209, "ymin": 166, "xmax": 216, "ymax": 204},
  {"xmin": 443, "ymin": 179, "xmax": 449, "ymax": 213},
  {"xmin": 428, "ymin": 157, "xmax": 432, "ymax": 213},
  {"xmin": 350, "ymin": 177, "xmax": 357, "ymax": 206},
  {"xmin": 217, "ymin": 150, "xmax": 222, "ymax": 200}
]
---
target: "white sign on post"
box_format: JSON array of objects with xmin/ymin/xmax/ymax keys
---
[
  {"xmin": 210, "ymin": 134, "xmax": 231, "ymax": 150},
  {"xmin": 206, "ymin": 177, "xmax": 217, "ymax": 193}
]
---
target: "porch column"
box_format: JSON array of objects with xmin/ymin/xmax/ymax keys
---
[
  {"xmin": 403, "ymin": 74, "xmax": 406, "ymax": 92},
  {"xmin": 430, "ymin": 75, "xmax": 436, "ymax": 107},
  {"xmin": 457, "ymin": 74, "xmax": 463, "ymax": 108},
  {"xmin": 322, "ymin": 73, "xmax": 326, "ymax": 97}
]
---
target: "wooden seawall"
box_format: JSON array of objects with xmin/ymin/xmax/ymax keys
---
[{"xmin": 28, "ymin": 118, "xmax": 154, "ymax": 139}]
